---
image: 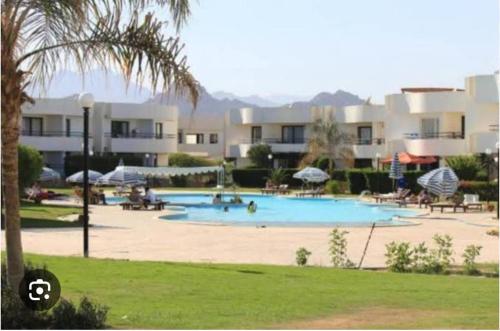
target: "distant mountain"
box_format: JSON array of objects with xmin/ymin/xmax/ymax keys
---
[
  {"xmin": 289, "ymin": 90, "xmax": 364, "ymax": 109},
  {"xmin": 29, "ymin": 70, "xmax": 154, "ymax": 103},
  {"xmin": 212, "ymin": 91, "xmax": 278, "ymax": 107}
]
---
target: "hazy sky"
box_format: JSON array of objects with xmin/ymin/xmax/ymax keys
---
[{"xmin": 173, "ymin": 0, "xmax": 498, "ymax": 102}]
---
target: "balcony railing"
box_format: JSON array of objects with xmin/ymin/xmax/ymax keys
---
[
  {"xmin": 404, "ymin": 132, "xmax": 464, "ymax": 139},
  {"xmin": 244, "ymin": 138, "xmax": 306, "ymax": 144},
  {"xmin": 351, "ymin": 138, "xmax": 385, "ymax": 145},
  {"xmin": 489, "ymin": 124, "xmax": 499, "ymax": 132},
  {"xmin": 21, "ymin": 130, "xmax": 85, "ymax": 137},
  {"xmin": 104, "ymin": 132, "xmax": 176, "ymax": 139}
]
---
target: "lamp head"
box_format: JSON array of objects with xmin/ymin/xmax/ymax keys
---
[
  {"xmin": 268, "ymin": 154, "xmax": 273, "ymax": 160},
  {"xmin": 485, "ymin": 148, "xmax": 492, "ymax": 155},
  {"xmin": 78, "ymin": 92, "xmax": 95, "ymax": 109},
  {"xmin": 375, "ymin": 152, "xmax": 381, "ymax": 159}
]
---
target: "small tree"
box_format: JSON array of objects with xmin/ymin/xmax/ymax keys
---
[
  {"xmin": 18, "ymin": 145, "xmax": 43, "ymax": 192},
  {"xmin": 295, "ymin": 247, "xmax": 312, "ymax": 266},
  {"xmin": 462, "ymin": 245, "xmax": 482, "ymax": 275},
  {"xmin": 445, "ymin": 156, "xmax": 482, "ymax": 180},
  {"xmin": 328, "ymin": 228, "xmax": 354, "ymax": 268},
  {"xmin": 267, "ymin": 168, "xmax": 289, "ymax": 186},
  {"xmin": 247, "ymin": 144, "xmax": 272, "ymax": 168}
]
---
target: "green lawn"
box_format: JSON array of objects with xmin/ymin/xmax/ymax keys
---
[
  {"xmin": 16, "ymin": 253, "xmax": 499, "ymax": 329},
  {"xmin": 18, "ymin": 201, "xmax": 82, "ymax": 228}
]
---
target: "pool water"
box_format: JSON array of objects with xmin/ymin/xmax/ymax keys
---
[{"xmin": 108, "ymin": 193, "xmax": 417, "ymax": 227}]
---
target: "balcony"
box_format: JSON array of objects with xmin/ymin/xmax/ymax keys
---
[
  {"xmin": 20, "ymin": 131, "xmax": 91, "ymax": 152},
  {"xmin": 350, "ymin": 138, "xmax": 386, "ymax": 158},
  {"xmin": 403, "ymin": 132, "xmax": 466, "ymax": 156},
  {"xmin": 104, "ymin": 132, "xmax": 176, "ymax": 153},
  {"xmin": 228, "ymin": 138, "xmax": 307, "ymax": 158}
]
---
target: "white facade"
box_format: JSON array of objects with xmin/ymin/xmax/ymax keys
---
[{"xmin": 20, "ymin": 97, "xmax": 177, "ymax": 174}]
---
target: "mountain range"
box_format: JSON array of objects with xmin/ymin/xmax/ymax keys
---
[{"xmin": 30, "ymin": 70, "xmax": 365, "ymax": 116}]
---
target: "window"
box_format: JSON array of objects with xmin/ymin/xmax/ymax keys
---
[
  {"xmin": 357, "ymin": 126, "xmax": 372, "ymax": 145},
  {"xmin": 111, "ymin": 121, "xmax": 130, "ymax": 138},
  {"xmin": 185, "ymin": 133, "xmax": 204, "ymax": 144},
  {"xmin": 282, "ymin": 126, "xmax": 304, "ymax": 143},
  {"xmin": 22, "ymin": 117, "xmax": 43, "ymax": 136},
  {"xmin": 209, "ymin": 133, "xmax": 218, "ymax": 144},
  {"xmin": 421, "ymin": 118, "xmax": 439, "ymax": 138},
  {"xmin": 155, "ymin": 123, "xmax": 163, "ymax": 139},
  {"xmin": 66, "ymin": 118, "xmax": 71, "ymax": 137},
  {"xmin": 251, "ymin": 126, "xmax": 262, "ymax": 143},
  {"xmin": 178, "ymin": 131, "xmax": 183, "ymax": 144}
]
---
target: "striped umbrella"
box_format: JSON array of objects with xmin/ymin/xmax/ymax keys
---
[
  {"xmin": 38, "ymin": 167, "xmax": 61, "ymax": 182},
  {"xmin": 389, "ymin": 153, "xmax": 403, "ymax": 180},
  {"xmin": 417, "ymin": 167, "xmax": 459, "ymax": 197},
  {"xmin": 96, "ymin": 166, "xmax": 146, "ymax": 186},
  {"xmin": 66, "ymin": 170, "xmax": 103, "ymax": 184}
]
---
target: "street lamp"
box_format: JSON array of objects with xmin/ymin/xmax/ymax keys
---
[
  {"xmin": 375, "ymin": 152, "xmax": 381, "ymax": 193},
  {"xmin": 78, "ymin": 92, "xmax": 94, "ymax": 258},
  {"xmin": 268, "ymin": 153, "xmax": 273, "ymax": 169}
]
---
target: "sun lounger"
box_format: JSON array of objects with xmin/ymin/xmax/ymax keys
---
[
  {"xmin": 277, "ymin": 184, "xmax": 290, "ymax": 195},
  {"xmin": 121, "ymin": 200, "xmax": 166, "ymax": 211},
  {"xmin": 463, "ymin": 194, "xmax": 483, "ymax": 211},
  {"xmin": 429, "ymin": 202, "xmax": 468, "ymax": 213},
  {"xmin": 261, "ymin": 187, "xmax": 277, "ymax": 195},
  {"xmin": 374, "ymin": 189, "xmax": 410, "ymax": 203}
]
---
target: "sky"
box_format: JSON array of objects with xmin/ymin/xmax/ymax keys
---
[{"xmin": 169, "ymin": 0, "xmax": 499, "ymax": 102}]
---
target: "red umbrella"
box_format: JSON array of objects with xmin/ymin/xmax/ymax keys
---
[{"xmin": 381, "ymin": 152, "xmax": 437, "ymax": 165}]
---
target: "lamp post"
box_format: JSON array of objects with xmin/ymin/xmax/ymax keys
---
[
  {"xmin": 78, "ymin": 92, "xmax": 95, "ymax": 258},
  {"xmin": 496, "ymin": 142, "xmax": 499, "ymax": 220},
  {"xmin": 375, "ymin": 152, "xmax": 381, "ymax": 193},
  {"xmin": 268, "ymin": 153, "xmax": 273, "ymax": 169}
]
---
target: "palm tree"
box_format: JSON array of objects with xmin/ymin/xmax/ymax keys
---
[
  {"xmin": 1, "ymin": 0, "xmax": 199, "ymax": 289},
  {"xmin": 302, "ymin": 119, "xmax": 353, "ymax": 173}
]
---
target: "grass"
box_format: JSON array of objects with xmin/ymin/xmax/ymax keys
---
[
  {"xmin": 13, "ymin": 253, "xmax": 500, "ymax": 329},
  {"xmin": 17, "ymin": 201, "xmax": 82, "ymax": 228}
]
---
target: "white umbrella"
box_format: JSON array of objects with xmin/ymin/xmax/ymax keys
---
[
  {"xmin": 38, "ymin": 167, "xmax": 61, "ymax": 182},
  {"xmin": 96, "ymin": 166, "xmax": 146, "ymax": 186},
  {"xmin": 417, "ymin": 167, "xmax": 459, "ymax": 197},
  {"xmin": 66, "ymin": 170, "xmax": 103, "ymax": 184},
  {"xmin": 293, "ymin": 167, "xmax": 329, "ymax": 183}
]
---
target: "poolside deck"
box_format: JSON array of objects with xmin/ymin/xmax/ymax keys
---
[{"xmin": 3, "ymin": 193, "xmax": 498, "ymax": 267}]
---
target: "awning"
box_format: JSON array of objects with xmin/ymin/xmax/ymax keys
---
[
  {"xmin": 119, "ymin": 166, "xmax": 223, "ymax": 178},
  {"xmin": 381, "ymin": 152, "xmax": 437, "ymax": 165}
]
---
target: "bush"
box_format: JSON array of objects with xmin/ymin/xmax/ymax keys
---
[
  {"xmin": 232, "ymin": 168, "xmax": 303, "ymax": 188},
  {"xmin": 385, "ymin": 242, "xmax": 412, "ymax": 272},
  {"xmin": 363, "ymin": 171, "xmax": 393, "ymax": 194},
  {"xmin": 325, "ymin": 180, "xmax": 344, "ymax": 194},
  {"xmin": 346, "ymin": 169, "xmax": 367, "ymax": 194},
  {"xmin": 51, "ymin": 297, "xmax": 108, "ymax": 329},
  {"xmin": 295, "ymin": 247, "xmax": 312, "ymax": 266},
  {"xmin": 65, "ymin": 154, "xmax": 142, "ymax": 175},
  {"xmin": 458, "ymin": 181, "xmax": 498, "ymax": 201},
  {"xmin": 168, "ymin": 153, "xmax": 215, "ymax": 167},
  {"xmin": 330, "ymin": 170, "xmax": 347, "ymax": 181},
  {"xmin": 18, "ymin": 144, "xmax": 44, "ymax": 190},
  {"xmin": 462, "ymin": 245, "xmax": 482, "ymax": 275},
  {"xmin": 328, "ymin": 228, "xmax": 354, "ymax": 268},
  {"xmin": 247, "ymin": 144, "xmax": 272, "ymax": 168},
  {"xmin": 313, "ymin": 156, "xmax": 330, "ymax": 171},
  {"xmin": 267, "ymin": 168, "xmax": 289, "ymax": 185},
  {"xmin": 1, "ymin": 263, "xmax": 107, "ymax": 329},
  {"xmin": 446, "ymin": 156, "xmax": 482, "ymax": 180}
]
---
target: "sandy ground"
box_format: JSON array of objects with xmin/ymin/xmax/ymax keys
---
[{"xmin": 3, "ymin": 195, "xmax": 499, "ymax": 267}]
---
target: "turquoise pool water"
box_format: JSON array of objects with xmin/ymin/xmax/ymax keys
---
[{"xmin": 108, "ymin": 193, "xmax": 418, "ymax": 227}]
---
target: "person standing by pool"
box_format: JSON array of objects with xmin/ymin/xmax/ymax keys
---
[
  {"xmin": 247, "ymin": 201, "xmax": 257, "ymax": 213},
  {"xmin": 213, "ymin": 193, "xmax": 222, "ymax": 204}
]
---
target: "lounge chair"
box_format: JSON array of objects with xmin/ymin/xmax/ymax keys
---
[
  {"xmin": 374, "ymin": 189, "xmax": 410, "ymax": 203},
  {"xmin": 429, "ymin": 202, "xmax": 468, "ymax": 213},
  {"xmin": 261, "ymin": 186, "xmax": 277, "ymax": 195},
  {"xmin": 277, "ymin": 184, "xmax": 290, "ymax": 195},
  {"xmin": 463, "ymin": 194, "xmax": 483, "ymax": 211}
]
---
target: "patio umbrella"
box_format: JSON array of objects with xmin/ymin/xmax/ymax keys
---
[
  {"xmin": 96, "ymin": 166, "xmax": 146, "ymax": 186},
  {"xmin": 417, "ymin": 167, "xmax": 459, "ymax": 197},
  {"xmin": 389, "ymin": 153, "xmax": 403, "ymax": 180},
  {"xmin": 293, "ymin": 167, "xmax": 330, "ymax": 183},
  {"xmin": 38, "ymin": 167, "xmax": 61, "ymax": 182},
  {"xmin": 66, "ymin": 170, "xmax": 103, "ymax": 184}
]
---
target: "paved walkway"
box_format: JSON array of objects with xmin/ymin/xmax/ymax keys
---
[{"xmin": 3, "ymin": 197, "xmax": 498, "ymax": 267}]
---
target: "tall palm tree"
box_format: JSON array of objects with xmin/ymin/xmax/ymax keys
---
[
  {"xmin": 302, "ymin": 118, "xmax": 353, "ymax": 173},
  {"xmin": 1, "ymin": 0, "xmax": 199, "ymax": 289}
]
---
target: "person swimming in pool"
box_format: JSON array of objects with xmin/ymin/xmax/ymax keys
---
[
  {"xmin": 247, "ymin": 201, "xmax": 257, "ymax": 213},
  {"xmin": 223, "ymin": 206, "xmax": 229, "ymax": 212}
]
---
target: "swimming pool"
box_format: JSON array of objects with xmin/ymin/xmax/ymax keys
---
[{"xmin": 108, "ymin": 193, "xmax": 418, "ymax": 227}]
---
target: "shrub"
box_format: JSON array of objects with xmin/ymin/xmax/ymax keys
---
[
  {"xmin": 51, "ymin": 297, "xmax": 108, "ymax": 329},
  {"xmin": 168, "ymin": 153, "xmax": 215, "ymax": 167},
  {"xmin": 346, "ymin": 169, "xmax": 367, "ymax": 194},
  {"xmin": 458, "ymin": 181, "xmax": 498, "ymax": 202},
  {"xmin": 18, "ymin": 144, "xmax": 44, "ymax": 190},
  {"xmin": 313, "ymin": 156, "xmax": 330, "ymax": 171},
  {"xmin": 446, "ymin": 155, "xmax": 482, "ymax": 180},
  {"xmin": 247, "ymin": 144, "xmax": 272, "ymax": 168},
  {"xmin": 232, "ymin": 168, "xmax": 302, "ymax": 188},
  {"xmin": 325, "ymin": 180, "xmax": 342, "ymax": 194},
  {"xmin": 295, "ymin": 247, "xmax": 312, "ymax": 266},
  {"xmin": 65, "ymin": 154, "xmax": 142, "ymax": 175},
  {"xmin": 462, "ymin": 245, "xmax": 482, "ymax": 275},
  {"xmin": 328, "ymin": 228, "xmax": 354, "ymax": 268},
  {"xmin": 385, "ymin": 241, "xmax": 413, "ymax": 272},
  {"xmin": 363, "ymin": 171, "xmax": 393, "ymax": 194},
  {"xmin": 330, "ymin": 170, "xmax": 347, "ymax": 181},
  {"xmin": 267, "ymin": 167, "xmax": 289, "ymax": 185}
]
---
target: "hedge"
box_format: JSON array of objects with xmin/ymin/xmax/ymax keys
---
[
  {"xmin": 64, "ymin": 154, "xmax": 143, "ymax": 175},
  {"xmin": 232, "ymin": 168, "xmax": 303, "ymax": 188},
  {"xmin": 346, "ymin": 169, "xmax": 427, "ymax": 194},
  {"xmin": 458, "ymin": 181, "xmax": 498, "ymax": 201}
]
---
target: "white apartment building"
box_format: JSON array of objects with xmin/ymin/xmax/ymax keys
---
[
  {"xmin": 224, "ymin": 73, "xmax": 499, "ymax": 168},
  {"xmin": 20, "ymin": 96, "xmax": 177, "ymax": 174}
]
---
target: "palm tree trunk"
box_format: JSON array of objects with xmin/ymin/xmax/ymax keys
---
[{"xmin": 1, "ymin": 62, "xmax": 25, "ymax": 290}]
